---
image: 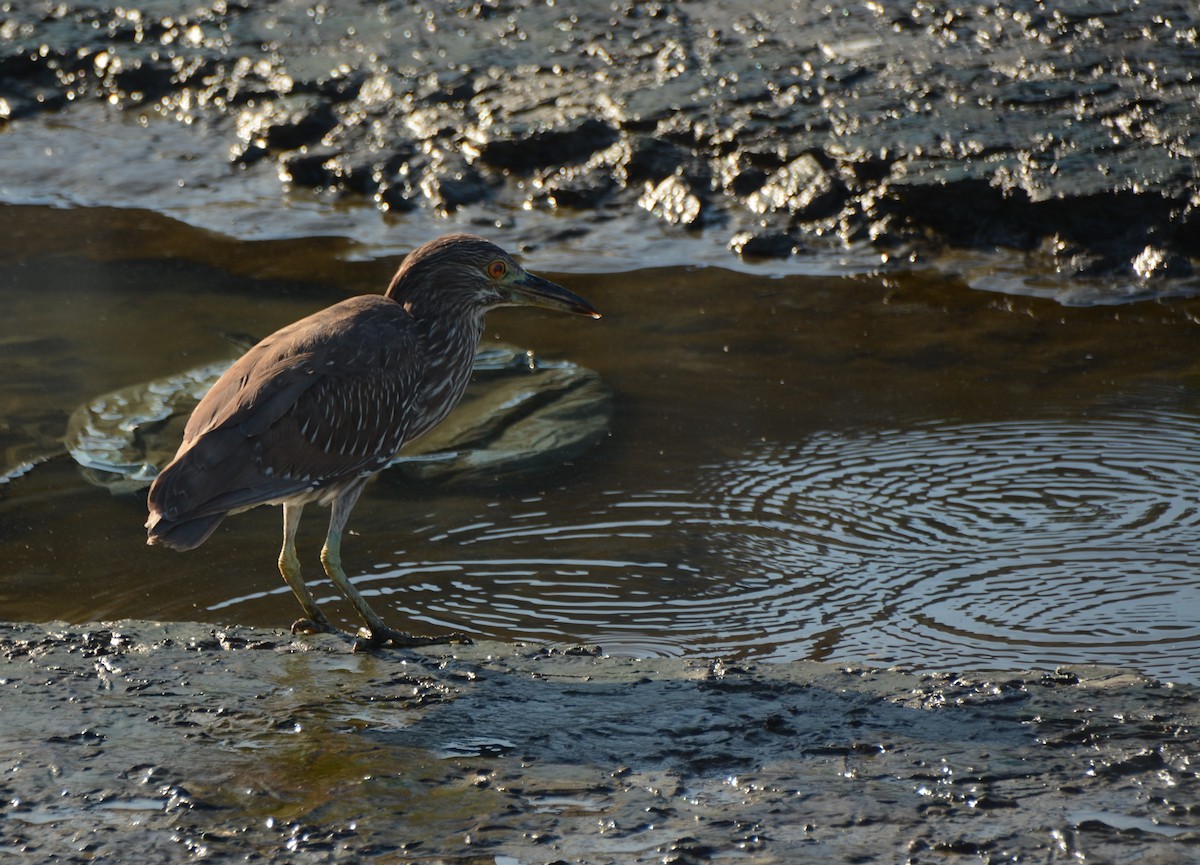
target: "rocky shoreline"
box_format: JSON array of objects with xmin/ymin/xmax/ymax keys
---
[
  {"xmin": 1, "ymin": 1, "xmax": 1198, "ymax": 286},
  {"xmin": 1, "ymin": 620, "xmax": 1198, "ymax": 863}
]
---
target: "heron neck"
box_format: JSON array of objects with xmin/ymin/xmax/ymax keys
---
[{"xmin": 408, "ymin": 309, "xmax": 486, "ymax": 439}]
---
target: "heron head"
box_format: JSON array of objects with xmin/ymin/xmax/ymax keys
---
[{"xmin": 386, "ymin": 234, "xmax": 600, "ymax": 320}]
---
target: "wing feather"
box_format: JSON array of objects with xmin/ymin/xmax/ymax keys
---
[{"xmin": 147, "ymin": 295, "xmax": 424, "ymax": 546}]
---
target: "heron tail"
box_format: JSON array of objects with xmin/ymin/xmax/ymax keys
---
[{"xmin": 145, "ymin": 508, "xmax": 225, "ymax": 551}]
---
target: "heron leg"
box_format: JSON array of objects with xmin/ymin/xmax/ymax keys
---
[
  {"xmin": 279, "ymin": 502, "xmax": 339, "ymax": 635},
  {"xmin": 321, "ymin": 482, "xmax": 469, "ymax": 651}
]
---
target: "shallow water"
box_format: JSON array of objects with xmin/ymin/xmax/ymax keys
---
[{"xmin": 2, "ymin": 205, "xmax": 1199, "ymax": 683}]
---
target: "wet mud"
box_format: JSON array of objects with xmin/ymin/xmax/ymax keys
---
[
  {"xmin": 2, "ymin": 620, "xmax": 1198, "ymax": 864},
  {"xmin": 1, "ymin": 1, "xmax": 1198, "ymax": 292}
]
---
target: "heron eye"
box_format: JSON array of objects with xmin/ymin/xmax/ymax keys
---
[{"xmin": 486, "ymin": 259, "xmax": 508, "ymax": 279}]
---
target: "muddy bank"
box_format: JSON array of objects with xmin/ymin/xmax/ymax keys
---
[
  {"xmin": 1, "ymin": 1, "xmax": 1197, "ymax": 291},
  {"xmin": 1, "ymin": 620, "xmax": 1197, "ymax": 863}
]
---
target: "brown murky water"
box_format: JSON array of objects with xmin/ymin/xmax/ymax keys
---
[{"xmin": 2, "ymin": 205, "xmax": 1199, "ymax": 682}]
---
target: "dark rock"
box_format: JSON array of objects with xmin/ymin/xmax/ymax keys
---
[
  {"xmin": 279, "ymin": 146, "xmax": 340, "ymax": 188},
  {"xmin": 880, "ymin": 173, "xmax": 1038, "ymax": 250},
  {"xmin": 313, "ymin": 71, "xmax": 368, "ymax": 103},
  {"xmin": 375, "ymin": 178, "xmax": 420, "ymax": 213},
  {"xmin": 370, "ymin": 150, "xmax": 427, "ymax": 211},
  {"xmin": 534, "ymin": 164, "xmax": 618, "ymax": 210},
  {"xmin": 879, "ymin": 172, "xmax": 1194, "ymax": 279},
  {"xmin": 473, "ymin": 119, "xmax": 619, "ymax": 173},
  {"xmin": 544, "ymin": 180, "xmax": 615, "ymax": 210},
  {"xmin": 729, "ymin": 231, "xmax": 797, "ymax": 259},
  {"xmin": 639, "ymin": 174, "xmax": 706, "ymax": 227},
  {"xmin": 234, "ymin": 96, "xmax": 338, "ymax": 155},
  {"xmin": 268, "ymin": 101, "xmax": 337, "ymax": 151},
  {"xmin": 421, "ymin": 157, "xmax": 492, "ymax": 212},
  {"xmin": 0, "ymin": 46, "xmax": 73, "ymax": 117},
  {"xmin": 714, "ymin": 152, "xmax": 772, "ymax": 197},
  {"xmin": 622, "ymin": 137, "xmax": 696, "ymax": 185},
  {"xmin": 229, "ymin": 140, "xmax": 269, "ymax": 166},
  {"xmin": 746, "ymin": 154, "xmax": 846, "ymax": 221},
  {"xmin": 321, "ymin": 154, "xmax": 382, "ymax": 196},
  {"xmin": 107, "ymin": 56, "xmax": 175, "ymax": 101}
]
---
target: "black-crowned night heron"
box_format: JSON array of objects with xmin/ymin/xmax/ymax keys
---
[{"xmin": 146, "ymin": 234, "xmax": 600, "ymax": 648}]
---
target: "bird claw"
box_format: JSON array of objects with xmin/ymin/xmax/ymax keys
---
[
  {"xmin": 290, "ymin": 616, "xmax": 342, "ymax": 636},
  {"xmin": 352, "ymin": 627, "xmax": 474, "ymax": 652}
]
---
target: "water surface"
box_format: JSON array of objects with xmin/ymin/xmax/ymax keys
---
[{"xmin": 2, "ymin": 205, "xmax": 1199, "ymax": 682}]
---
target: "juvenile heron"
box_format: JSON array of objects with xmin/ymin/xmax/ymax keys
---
[{"xmin": 146, "ymin": 234, "xmax": 600, "ymax": 648}]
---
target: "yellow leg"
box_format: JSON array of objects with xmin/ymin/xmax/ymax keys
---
[
  {"xmin": 278, "ymin": 502, "xmax": 338, "ymax": 634},
  {"xmin": 321, "ymin": 483, "xmax": 469, "ymax": 650}
]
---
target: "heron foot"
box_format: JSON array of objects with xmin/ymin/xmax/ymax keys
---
[
  {"xmin": 352, "ymin": 626, "xmax": 473, "ymax": 652},
  {"xmin": 290, "ymin": 615, "xmax": 342, "ymax": 636}
]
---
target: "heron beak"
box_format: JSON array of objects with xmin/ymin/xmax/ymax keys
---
[{"xmin": 508, "ymin": 270, "xmax": 601, "ymax": 319}]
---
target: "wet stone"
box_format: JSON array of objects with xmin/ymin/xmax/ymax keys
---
[
  {"xmin": 729, "ymin": 230, "xmax": 797, "ymax": 259},
  {"xmin": 418, "ymin": 156, "xmax": 493, "ymax": 212},
  {"xmin": 232, "ymin": 96, "xmax": 339, "ymax": 158},
  {"xmin": 470, "ymin": 118, "xmax": 620, "ymax": 173},
  {"xmin": 279, "ymin": 145, "xmax": 342, "ymax": 189},
  {"xmin": 747, "ymin": 154, "xmax": 846, "ymax": 221},
  {"xmin": 621, "ymin": 137, "xmax": 697, "ymax": 186},
  {"xmin": 374, "ymin": 177, "xmax": 421, "ymax": 213},
  {"xmin": 535, "ymin": 168, "xmax": 617, "ymax": 211},
  {"xmin": 638, "ymin": 175, "xmax": 706, "ymax": 227}
]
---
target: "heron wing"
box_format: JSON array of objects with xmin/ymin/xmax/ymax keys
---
[
  {"xmin": 252, "ymin": 362, "xmax": 422, "ymax": 485},
  {"xmin": 148, "ymin": 295, "xmax": 424, "ymax": 526}
]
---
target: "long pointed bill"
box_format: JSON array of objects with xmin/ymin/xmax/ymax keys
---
[{"xmin": 508, "ymin": 271, "xmax": 601, "ymax": 319}]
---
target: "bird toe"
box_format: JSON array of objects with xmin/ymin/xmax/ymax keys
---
[
  {"xmin": 290, "ymin": 616, "xmax": 341, "ymax": 636},
  {"xmin": 352, "ymin": 627, "xmax": 473, "ymax": 652}
]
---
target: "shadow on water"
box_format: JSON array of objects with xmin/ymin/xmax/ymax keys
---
[{"xmin": 2, "ymin": 204, "xmax": 1200, "ymax": 682}]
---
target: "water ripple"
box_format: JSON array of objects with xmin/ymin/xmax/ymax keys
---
[
  {"xmin": 690, "ymin": 412, "xmax": 1200, "ymax": 676},
  {"xmin": 217, "ymin": 412, "xmax": 1200, "ymax": 681}
]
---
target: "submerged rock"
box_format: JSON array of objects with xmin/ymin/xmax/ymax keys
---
[
  {"xmin": 66, "ymin": 359, "xmax": 233, "ymax": 494},
  {"xmin": 65, "ymin": 345, "xmax": 611, "ymax": 495},
  {"xmin": 385, "ymin": 346, "xmax": 611, "ymax": 485}
]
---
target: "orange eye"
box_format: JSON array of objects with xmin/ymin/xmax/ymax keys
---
[{"xmin": 486, "ymin": 259, "xmax": 507, "ymax": 279}]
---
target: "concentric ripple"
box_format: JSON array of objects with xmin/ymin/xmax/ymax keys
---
[
  {"xmin": 213, "ymin": 411, "xmax": 1200, "ymax": 682},
  {"xmin": 688, "ymin": 412, "xmax": 1200, "ymax": 678}
]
